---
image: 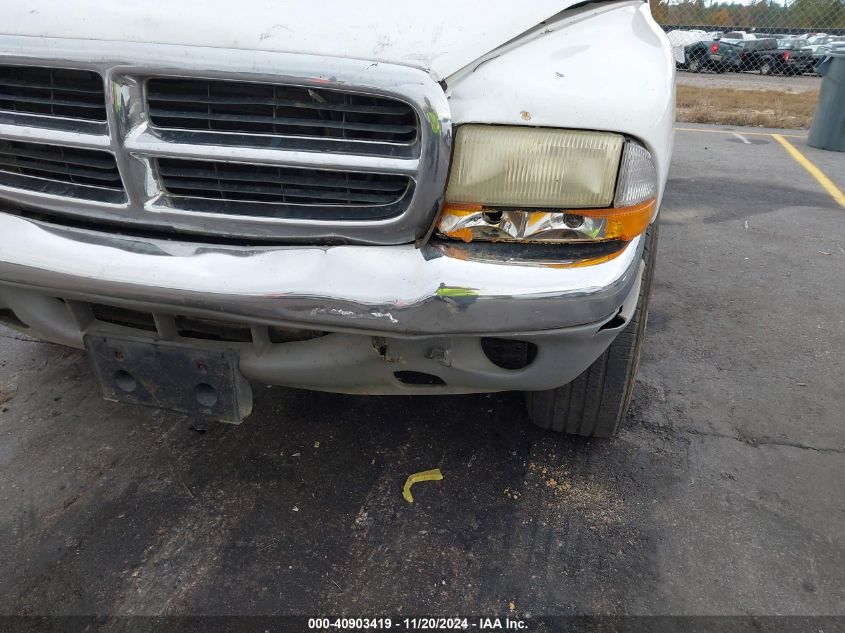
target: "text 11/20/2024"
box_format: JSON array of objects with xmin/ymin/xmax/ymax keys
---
[{"xmin": 307, "ymin": 618, "xmax": 528, "ymax": 630}]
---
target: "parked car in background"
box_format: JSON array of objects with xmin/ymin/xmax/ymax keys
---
[
  {"xmin": 684, "ymin": 39, "xmax": 743, "ymax": 73},
  {"xmin": 735, "ymin": 39, "xmax": 775, "ymax": 70},
  {"xmin": 667, "ymin": 28, "xmax": 710, "ymax": 67},
  {"xmin": 741, "ymin": 39, "xmax": 816, "ymax": 75},
  {"xmin": 723, "ymin": 31, "xmax": 757, "ymax": 40},
  {"xmin": 811, "ymin": 36, "xmax": 845, "ymax": 59}
]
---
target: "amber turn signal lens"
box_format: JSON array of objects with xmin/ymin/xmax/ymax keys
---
[{"xmin": 580, "ymin": 199, "xmax": 655, "ymax": 242}]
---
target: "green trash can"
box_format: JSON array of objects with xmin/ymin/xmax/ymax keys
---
[{"xmin": 808, "ymin": 46, "xmax": 845, "ymax": 152}]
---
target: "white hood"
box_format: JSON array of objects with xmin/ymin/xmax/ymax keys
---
[{"xmin": 2, "ymin": 0, "xmax": 576, "ymax": 79}]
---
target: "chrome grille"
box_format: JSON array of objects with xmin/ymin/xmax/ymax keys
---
[
  {"xmin": 0, "ymin": 38, "xmax": 451, "ymax": 244},
  {"xmin": 157, "ymin": 158, "xmax": 411, "ymax": 218},
  {"xmin": 0, "ymin": 139, "xmax": 124, "ymax": 202},
  {"xmin": 0, "ymin": 66, "xmax": 106, "ymax": 122},
  {"xmin": 147, "ymin": 78, "xmax": 418, "ymax": 144}
]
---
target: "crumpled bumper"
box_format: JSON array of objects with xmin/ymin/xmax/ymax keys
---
[
  {"xmin": 0, "ymin": 213, "xmax": 645, "ymax": 394},
  {"xmin": 0, "ymin": 213, "xmax": 642, "ymax": 336}
]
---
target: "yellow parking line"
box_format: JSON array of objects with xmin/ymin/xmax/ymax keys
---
[
  {"xmin": 771, "ymin": 134, "xmax": 845, "ymax": 209},
  {"xmin": 674, "ymin": 126, "xmax": 804, "ymax": 138}
]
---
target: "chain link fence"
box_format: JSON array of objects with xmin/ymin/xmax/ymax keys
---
[
  {"xmin": 652, "ymin": 0, "xmax": 844, "ymax": 75},
  {"xmin": 653, "ymin": 0, "xmax": 844, "ymax": 127}
]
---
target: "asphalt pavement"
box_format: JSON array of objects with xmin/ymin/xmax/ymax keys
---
[{"xmin": 0, "ymin": 123, "xmax": 843, "ymax": 617}]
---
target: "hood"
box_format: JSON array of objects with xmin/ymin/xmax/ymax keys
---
[{"xmin": 2, "ymin": 0, "xmax": 575, "ymax": 80}]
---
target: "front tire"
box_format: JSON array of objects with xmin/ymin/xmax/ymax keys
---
[
  {"xmin": 524, "ymin": 222, "xmax": 659, "ymax": 438},
  {"xmin": 760, "ymin": 60, "xmax": 773, "ymax": 75},
  {"xmin": 688, "ymin": 57, "xmax": 703, "ymax": 73}
]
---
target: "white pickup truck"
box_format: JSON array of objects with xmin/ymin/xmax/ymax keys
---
[{"xmin": 0, "ymin": 0, "xmax": 674, "ymax": 437}]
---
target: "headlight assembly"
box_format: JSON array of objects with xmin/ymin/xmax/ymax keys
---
[{"xmin": 436, "ymin": 125, "xmax": 657, "ymax": 245}]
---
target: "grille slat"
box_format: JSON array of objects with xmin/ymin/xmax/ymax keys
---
[
  {"xmin": 0, "ymin": 66, "xmax": 107, "ymax": 122},
  {"xmin": 0, "ymin": 143, "xmax": 119, "ymax": 170},
  {"xmin": 0, "ymin": 91, "xmax": 107, "ymax": 110},
  {"xmin": 0, "ymin": 156, "xmax": 124, "ymax": 183},
  {"xmin": 0, "ymin": 140, "xmax": 124, "ymax": 192},
  {"xmin": 164, "ymin": 179, "xmax": 401, "ymax": 205},
  {"xmin": 146, "ymin": 89, "xmax": 411, "ymax": 115},
  {"xmin": 0, "ymin": 77, "xmax": 104, "ymax": 95},
  {"xmin": 158, "ymin": 158, "xmax": 410, "ymax": 210},
  {"xmin": 147, "ymin": 78, "xmax": 419, "ymax": 143},
  {"xmin": 156, "ymin": 163, "xmax": 408, "ymax": 193},
  {"xmin": 148, "ymin": 107, "xmax": 417, "ymax": 136}
]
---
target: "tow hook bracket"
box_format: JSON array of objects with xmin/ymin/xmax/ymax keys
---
[{"xmin": 85, "ymin": 335, "xmax": 253, "ymax": 423}]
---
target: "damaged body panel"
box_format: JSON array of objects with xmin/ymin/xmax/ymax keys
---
[
  {"xmin": 0, "ymin": 213, "xmax": 643, "ymax": 338},
  {"xmin": 0, "ymin": 0, "xmax": 674, "ymax": 434},
  {"xmin": 3, "ymin": 0, "xmax": 620, "ymax": 81}
]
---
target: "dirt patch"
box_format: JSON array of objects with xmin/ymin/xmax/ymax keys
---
[
  {"xmin": 676, "ymin": 84, "xmax": 819, "ymax": 129},
  {"xmin": 0, "ymin": 378, "xmax": 17, "ymax": 406}
]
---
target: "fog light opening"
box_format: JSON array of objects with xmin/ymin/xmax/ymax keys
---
[
  {"xmin": 480, "ymin": 338, "xmax": 538, "ymax": 370},
  {"xmin": 394, "ymin": 371, "xmax": 446, "ymax": 386}
]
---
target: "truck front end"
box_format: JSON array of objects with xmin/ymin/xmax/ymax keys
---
[{"xmin": 0, "ymin": 0, "xmax": 674, "ymax": 436}]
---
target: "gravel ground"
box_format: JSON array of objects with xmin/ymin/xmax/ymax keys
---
[
  {"xmin": 677, "ymin": 71, "xmax": 822, "ymax": 93},
  {"xmin": 0, "ymin": 125, "xmax": 844, "ymax": 619}
]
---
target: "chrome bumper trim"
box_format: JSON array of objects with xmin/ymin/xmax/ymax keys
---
[{"xmin": 0, "ymin": 213, "xmax": 642, "ymax": 336}]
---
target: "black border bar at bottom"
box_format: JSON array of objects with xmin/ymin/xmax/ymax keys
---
[{"xmin": 0, "ymin": 616, "xmax": 843, "ymax": 633}]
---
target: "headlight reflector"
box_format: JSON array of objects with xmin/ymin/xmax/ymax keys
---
[{"xmin": 437, "ymin": 199, "xmax": 654, "ymax": 244}]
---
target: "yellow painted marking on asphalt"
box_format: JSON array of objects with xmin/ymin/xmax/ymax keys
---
[
  {"xmin": 771, "ymin": 134, "xmax": 845, "ymax": 209},
  {"xmin": 674, "ymin": 126, "xmax": 804, "ymax": 138}
]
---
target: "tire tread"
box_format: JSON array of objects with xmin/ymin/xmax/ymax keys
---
[{"xmin": 525, "ymin": 222, "xmax": 659, "ymax": 438}]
